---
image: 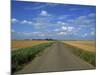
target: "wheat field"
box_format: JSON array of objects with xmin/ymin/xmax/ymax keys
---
[
  {"xmin": 11, "ymin": 40, "xmax": 51, "ymax": 49},
  {"xmin": 63, "ymin": 40, "xmax": 96, "ymax": 52}
]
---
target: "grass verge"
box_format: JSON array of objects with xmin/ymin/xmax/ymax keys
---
[
  {"xmin": 12, "ymin": 42, "xmax": 53, "ymax": 73},
  {"xmin": 64, "ymin": 43, "xmax": 96, "ymax": 67}
]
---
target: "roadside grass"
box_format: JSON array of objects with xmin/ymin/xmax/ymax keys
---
[
  {"xmin": 12, "ymin": 42, "xmax": 53, "ymax": 74},
  {"xmin": 63, "ymin": 43, "xmax": 96, "ymax": 67}
]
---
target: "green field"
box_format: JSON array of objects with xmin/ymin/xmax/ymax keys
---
[{"xmin": 12, "ymin": 42, "xmax": 53, "ymax": 73}]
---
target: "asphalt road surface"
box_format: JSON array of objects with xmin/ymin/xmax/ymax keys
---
[{"xmin": 16, "ymin": 42, "xmax": 95, "ymax": 74}]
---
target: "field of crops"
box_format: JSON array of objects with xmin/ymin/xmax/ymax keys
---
[
  {"xmin": 11, "ymin": 40, "xmax": 51, "ymax": 49},
  {"xmin": 63, "ymin": 40, "xmax": 96, "ymax": 52},
  {"xmin": 12, "ymin": 42, "xmax": 53, "ymax": 73},
  {"xmin": 63, "ymin": 42, "xmax": 96, "ymax": 67}
]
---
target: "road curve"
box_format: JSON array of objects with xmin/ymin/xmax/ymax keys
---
[{"xmin": 16, "ymin": 42, "xmax": 95, "ymax": 74}]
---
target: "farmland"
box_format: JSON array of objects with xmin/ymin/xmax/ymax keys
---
[
  {"xmin": 62, "ymin": 40, "xmax": 96, "ymax": 66},
  {"xmin": 11, "ymin": 40, "xmax": 52, "ymax": 49},
  {"xmin": 11, "ymin": 40, "xmax": 96, "ymax": 74},
  {"xmin": 15, "ymin": 42, "xmax": 95, "ymax": 74},
  {"xmin": 62, "ymin": 40, "xmax": 96, "ymax": 52},
  {"xmin": 12, "ymin": 42, "xmax": 54, "ymax": 73}
]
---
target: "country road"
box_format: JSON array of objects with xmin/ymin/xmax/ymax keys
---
[{"xmin": 16, "ymin": 42, "xmax": 95, "ymax": 74}]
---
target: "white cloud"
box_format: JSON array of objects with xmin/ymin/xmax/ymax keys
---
[
  {"xmin": 17, "ymin": 32, "xmax": 31, "ymax": 36},
  {"xmin": 11, "ymin": 18, "xmax": 34, "ymax": 25},
  {"xmin": 40, "ymin": 10, "xmax": 50, "ymax": 16},
  {"xmin": 11, "ymin": 18, "xmax": 18, "ymax": 23},
  {"xmin": 67, "ymin": 27, "xmax": 74, "ymax": 32},
  {"xmin": 27, "ymin": 21, "xmax": 33, "ymax": 24},
  {"xmin": 58, "ymin": 32, "xmax": 66, "ymax": 35},
  {"xmin": 54, "ymin": 29, "xmax": 60, "ymax": 31},
  {"xmin": 67, "ymin": 14, "xmax": 95, "ymax": 27},
  {"xmin": 77, "ymin": 16, "xmax": 86, "ymax": 20},
  {"xmin": 54, "ymin": 26, "xmax": 75, "ymax": 32},
  {"xmin": 57, "ymin": 21, "xmax": 66, "ymax": 25},
  {"xmin": 82, "ymin": 33, "xmax": 88, "ymax": 37},
  {"xmin": 61, "ymin": 26, "xmax": 67, "ymax": 30},
  {"xmin": 40, "ymin": 10, "xmax": 47, "ymax": 16},
  {"xmin": 61, "ymin": 26, "xmax": 75, "ymax": 32},
  {"xmin": 74, "ymin": 16, "xmax": 87, "ymax": 25},
  {"xmin": 39, "ymin": 34, "xmax": 45, "ymax": 37},
  {"xmin": 90, "ymin": 31, "xmax": 95, "ymax": 36},
  {"xmin": 58, "ymin": 15, "xmax": 69, "ymax": 20},
  {"xmin": 21, "ymin": 20, "xmax": 33, "ymax": 25},
  {"xmin": 57, "ymin": 21, "xmax": 62, "ymax": 24},
  {"xmin": 16, "ymin": 31, "xmax": 46, "ymax": 37},
  {"xmin": 32, "ymin": 11, "xmax": 53, "ymax": 29},
  {"xmin": 54, "ymin": 26, "xmax": 75, "ymax": 36}
]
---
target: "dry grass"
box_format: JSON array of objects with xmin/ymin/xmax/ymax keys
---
[
  {"xmin": 63, "ymin": 40, "xmax": 96, "ymax": 52},
  {"xmin": 11, "ymin": 40, "xmax": 51, "ymax": 49}
]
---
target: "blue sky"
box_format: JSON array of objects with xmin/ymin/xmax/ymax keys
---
[{"xmin": 11, "ymin": 1, "xmax": 96, "ymax": 40}]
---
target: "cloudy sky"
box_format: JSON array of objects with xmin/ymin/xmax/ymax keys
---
[{"xmin": 11, "ymin": 1, "xmax": 96, "ymax": 40}]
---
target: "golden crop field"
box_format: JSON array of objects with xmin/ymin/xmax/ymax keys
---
[
  {"xmin": 63, "ymin": 40, "xmax": 96, "ymax": 52},
  {"xmin": 11, "ymin": 40, "xmax": 51, "ymax": 49}
]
